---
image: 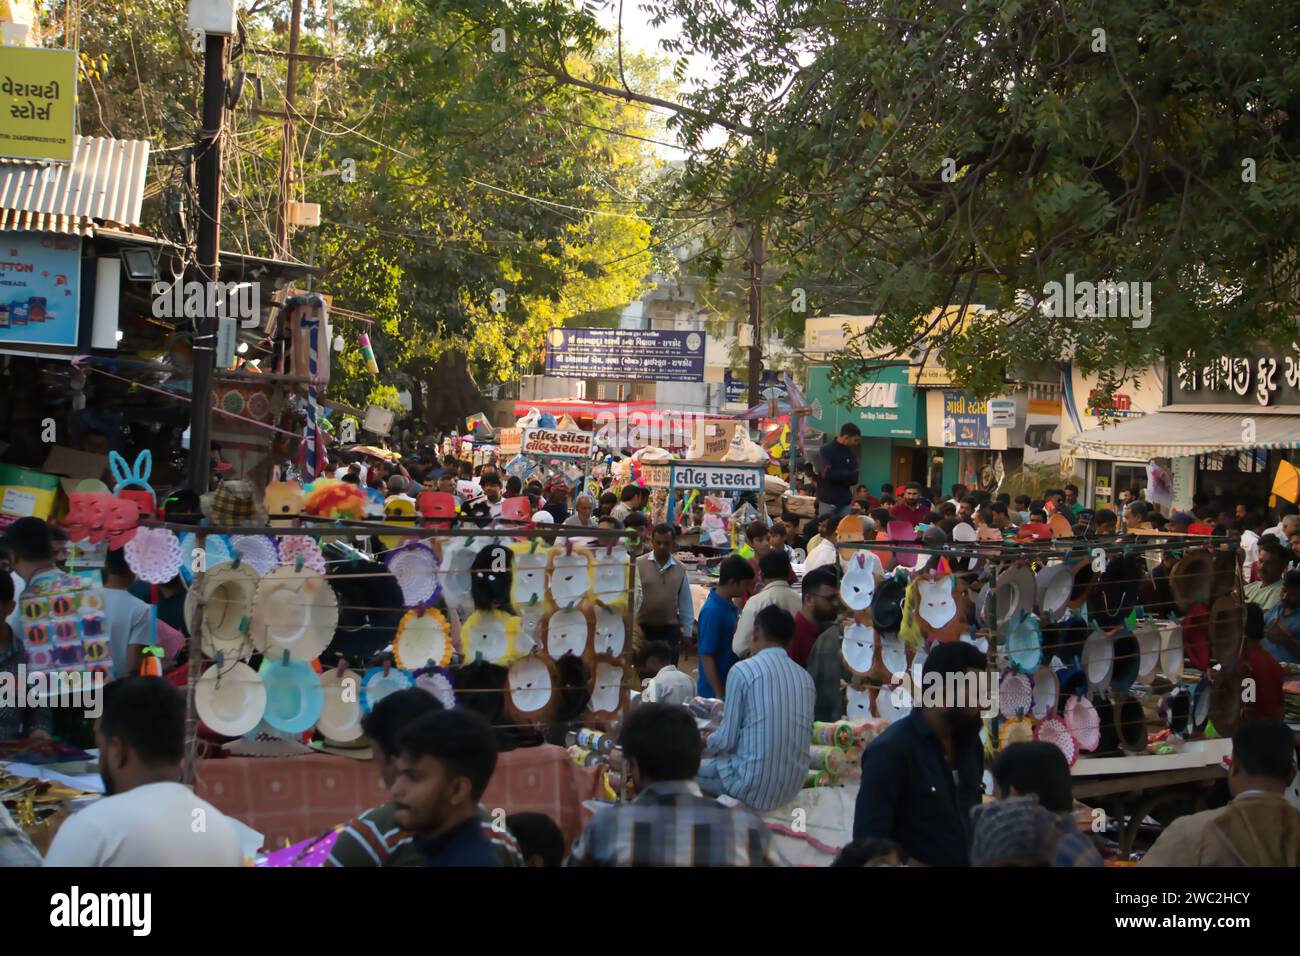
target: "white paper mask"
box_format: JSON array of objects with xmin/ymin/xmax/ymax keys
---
[
  {"xmin": 593, "ymin": 605, "xmax": 626, "ymax": 656},
  {"xmin": 840, "ymin": 553, "xmax": 876, "ymax": 611},
  {"xmin": 840, "ymin": 622, "xmax": 875, "ymax": 675},
  {"xmin": 589, "ymin": 660, "xmax": 625, "ymax": 714},
  {"xmin": 549, "ymin": 550, "xmax": 592, "ymax": 605},
  {"xmin": 439, "ymin": 540, "xmax": 477, "ymax": 612},
  {"xmin": 545, "ymin": 607, "xmax": 591, "ymax": 660},
  {"xmin": 512, "ymin": 549, "xmax": 549, "ymax": 607},
  {"xmin": 461, "ymin": 610, "xmax": 514, "ymax": 665},
  {"xmin": 916, "ymin": 576, "xmax": 957, "ymax": 630},
  {"xmin": 508, "ymin": 656, "xmax": 554, "ymax": 714},
  {"xmin": 845, "ymin": 684, "xmax": 873, "ymax": 719},
  {"xmin": 591, "ymin": 544, "xmax": 630, "ymax": 603}
]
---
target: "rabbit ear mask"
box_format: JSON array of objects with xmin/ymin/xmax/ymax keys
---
[{"xmin": 108, "ymin": 451, "xmax": 131, "ymax": 486}]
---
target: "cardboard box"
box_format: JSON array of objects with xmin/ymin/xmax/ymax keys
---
[{"xmin": 42, "ymin": 445, "xmax": 109, "ymax": 496}]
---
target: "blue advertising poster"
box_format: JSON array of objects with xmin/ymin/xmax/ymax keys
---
[
  {"xmin": 545, "ymin": 327, "xmax": 705, "ymax": 382},
  {"xmin": 943, "ymin": 391, "xmax": 992, "ymax": 448},
  {"xmin": 724, "ymin": 369, "xmax": 785, "ymax": 404},
  {"xmin": 0, "ymin": 232, "xmax": 82, "ymax": 347}
]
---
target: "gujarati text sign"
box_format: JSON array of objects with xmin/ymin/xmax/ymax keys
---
[
  {"xmin": 0, "ymin": 47, "xmax": 76, "ymax": 163},
  {"xmin": 520, "ymin": 427, "xmax": 593, "ymax": 459},
  {"xmin": 641, "ymin": 461, "xmax": 764, "ymax": 491},
  {"xmin": 545, "ymin": 327, "xmax": 705, "ymax": 382}
]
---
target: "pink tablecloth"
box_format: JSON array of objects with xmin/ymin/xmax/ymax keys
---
[{"xmin": 195, "ymin": 743, "xmax": 602, "ymax": 853}]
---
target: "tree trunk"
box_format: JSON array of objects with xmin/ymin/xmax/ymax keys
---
[{"xmin": 421, "ymin": 349, "xmax": 486, "ymax": 433}]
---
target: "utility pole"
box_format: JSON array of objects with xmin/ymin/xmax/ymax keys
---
[
  {"xmin": 746, "ymin": 221, "xmax": 764, "ymax": 408},
  {"xmin": 274, "ymin": 0, "xmax": 304, "ymax": 258},
  {"xmin": 186, "ymin": 31, "xmax": 228, "ymax": 494}
]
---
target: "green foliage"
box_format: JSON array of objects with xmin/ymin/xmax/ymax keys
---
[{"xmin": 482, "ymin": 0, "xmax": 1300, "ymax": 400}]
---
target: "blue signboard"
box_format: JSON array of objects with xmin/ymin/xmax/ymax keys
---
[
  {"xmin": 0, "ymin": 232, "xmax": 81, "ymax": 347},
  {"xmin": 943, "ymin": 391, "xmax": 992, "ymax": 448},
  {"xmin": 545, "ymin": 327, "xmax": 705, "ymax": 382},
  {"xmin": 724, "ymin": 369, "xmax": 785, "ymax": 404}
]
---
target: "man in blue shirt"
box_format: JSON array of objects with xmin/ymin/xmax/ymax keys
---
[
  {"xmin": 392, "ymin": 708, "xmax": 503, "ymax": 867},
  {"xmin": 697, "ymin": 605, "xmax": 815, "ymax": 812},
  {"xmin": 1263, "ymin": 569, "xmax": 1300, "ymax": 664},
  {"xmin": 696, "ymin": 555, "xmax": 755, "ymax": 699},
  {"xmin": 817, "ymin": 423, "xmax": 861, "ymax": 516},
  {"xmin": 853, "ymin": 640, "xmax": 988, "ymax": 866}
]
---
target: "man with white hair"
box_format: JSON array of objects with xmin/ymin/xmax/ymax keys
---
[
  {"xmin": 1263, "ymin": 513, "xmax": 1300, "ymax": 548},
  {"xmin": 563, "ymin": 493, "xmax": 598, "ymax": 528}
]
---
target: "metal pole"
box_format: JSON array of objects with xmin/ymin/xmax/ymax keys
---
[
  {"xmin": 746, "ymin": 221, "xmax": 764, "ymax": 408},
  {"xmin": 186, "ymin": 32, "xmax": 227, "ymax": 494},
  {"xmin": 274, "ymin": 0, "xmax": 304, "ymax": 256}
]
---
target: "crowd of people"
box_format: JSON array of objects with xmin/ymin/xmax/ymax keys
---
[{"xmin": 3, "ymin": 421, "xmax": 1300, "ymax": 868}]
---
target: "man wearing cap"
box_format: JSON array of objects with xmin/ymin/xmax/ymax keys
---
[{"xmin": 817, "ymin": 424, "xmax": 861, "ymax": 518}]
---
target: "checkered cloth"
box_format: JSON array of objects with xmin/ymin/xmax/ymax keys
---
[
  {"xmin": 566, "ymin": 780, "xmax": 783, "ymax": 867},
  {"xmin": 203, "ymin": 480, "xmax": 258, "ymax": 526}
]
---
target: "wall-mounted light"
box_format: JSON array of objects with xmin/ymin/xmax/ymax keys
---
[
  {"xmin": 236, "ymin": 341, "xmax": 249, "ymax": 354},
  {"xmin": 115, "ymin": 329, "xmax": 124, "ymax": 342},
  {"xmin": 121, "ymin": 248, "xmax": 157, "ymax": 282},
  {"xmin": 333, "ymin": 335, "xmax": 345, "ymax": 352}
]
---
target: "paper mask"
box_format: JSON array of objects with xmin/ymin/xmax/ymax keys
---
[
  {"xmin": 460, "ymin": 609, "xmax": 522, "ymax": 666},
  {"xmin": 105, "ymin": 496, "xmax": 141, "ymax": 548},
  {"xmin": 541, "ymin": 605, "xmax": 592, "ymax": 661},
  {"xmin": 504, "ymin": 654, "xmax": 559, "ymax": 723},
  {"xmin": 265, "ymin": 481, "xmax": 304, "ymax": 526},
  {"xmin": 840, "ymin": 622, "xmax": 875, "ymax": 676},
  {"xmin": 591, "ymin": 543, "xmax": 630, "ymax": 605},
  {"xmin": 593, "ymin": 605, "xmax": 626, "ymax": 656},
  {"xmin": 548, "ymin": 545, "xmax": 592, "ymax": 605},
  {"xmin": 916, "ymin": 575, "xmax": 957, "ymax": 630},
  {"xmin": 586, "ymin": 654, "xmax": 632, "ymax": 719},
  {"xmin": 511, "ymin": 544, "xmax": 549, "ymax": 607},
  {"xmin": 840, "ymin": 552, "xmax": 876, "ymax": 611}
]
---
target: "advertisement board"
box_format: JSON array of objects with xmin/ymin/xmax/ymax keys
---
[
  {"xmin": 641, "ymin": 460, "xmax": 764, "ymax": 492},
  {"xmin": 0, "ymin": 232, "xmax": 82, "ymax": 347}
]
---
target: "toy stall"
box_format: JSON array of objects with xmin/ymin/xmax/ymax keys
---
[
  {"xmin": 35, "ymin": 473, "xmax": 645, "ymax": 857},
  {"xmin": 498, "ymin": 411, "xmax": 598, "ymax": 498},
  {"xmin": 750, "ymin": 527, "xmax": 1255, "ymax": 864}
]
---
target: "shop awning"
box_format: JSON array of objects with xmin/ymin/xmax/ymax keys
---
[{"xmin": 1068, "ymin": 409, "xmax": 1300, "ymax": 458}]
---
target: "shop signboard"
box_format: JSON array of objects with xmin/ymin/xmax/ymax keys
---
[
  {"xmin": 0, "ymin": 46, "xmax": 76, "ymax": 163},
  {"xmin": 0, "ymin": 232, "xmax": 81, "ymax": 348},
  {"xmin": 641, "ymin": 460, "xmax": 764, "ymax": 492},
  {"xmin": 545, "ymin": 327, "xmax": 705, "ymax": 382},
  {"xmin": 520, "ymin": 427, "xmax": 593, "ymax": 459},
  {"xmin": 1169, "ymin": 346, "xmax": 1300, "ymax": 407},
  {"xmin": 807, "ymin": 363, "xmax": 919, "ymax": 439},
  {"xmin": 942, "ymin": 392, "xmax": 991, "ymax": 448},
  {"xmin": 723, "ymin": 369, "xmax": 783, "ymax": 405}
]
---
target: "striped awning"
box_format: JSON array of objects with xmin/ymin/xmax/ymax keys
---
[{"xmin": 1067, "ymin": 410, "xmax": 1300, "ymax": 458}]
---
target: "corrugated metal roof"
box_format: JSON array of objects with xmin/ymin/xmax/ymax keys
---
[
  {"xmin": 0, "ymin": 136, "xmax": 150, "ymax": 229},
  {"xmin": 0, "ymin": 207, "xmax": 95, "ymax": 236}
]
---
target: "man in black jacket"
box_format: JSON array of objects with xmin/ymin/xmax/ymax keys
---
[{"xmin": 817, "ymin": 423, "xmax": 861, "ymax": 516}]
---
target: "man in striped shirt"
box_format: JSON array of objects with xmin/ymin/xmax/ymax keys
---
[
  {"xmin": 326, "ymin": 689, "xmax": 522, "ymax": 867},
  {"xmin": 698, "ymin": 605, "xmax": 815, "ymax": 812},
  {"xmin": 567, "ymin": 703, "xmax": 781, "ymax": 866}
]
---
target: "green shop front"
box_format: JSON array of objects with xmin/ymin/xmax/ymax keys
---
[{"xmin": 806, "ymin": 363, "xmax": 927, "ymax": 494}]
